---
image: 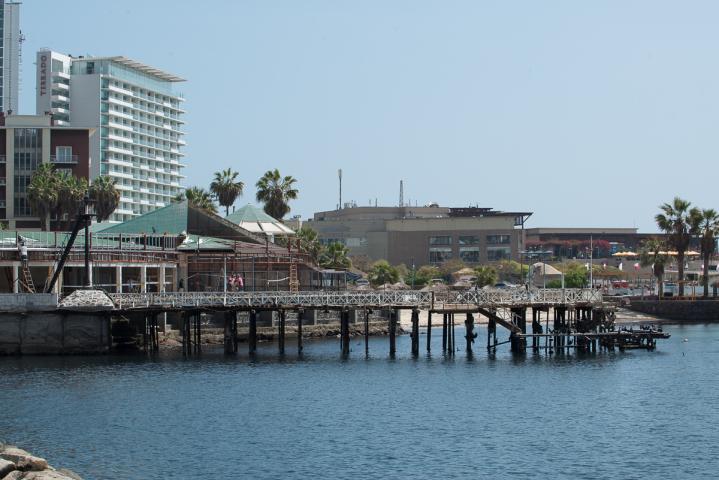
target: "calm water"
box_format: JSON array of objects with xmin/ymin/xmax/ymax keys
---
[{"xmin": 1, "ymin": 322, "xmax": 718, "ymax": 479}]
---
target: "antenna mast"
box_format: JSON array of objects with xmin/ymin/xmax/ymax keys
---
[
  {"xmin": 338, "ymin": 169, "xmax": 342, "ymax": 210},
  {"xmin": 399, "ymin": 180, "xmax": 404, "ymax": 207}
]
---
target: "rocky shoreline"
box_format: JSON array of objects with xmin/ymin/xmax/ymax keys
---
[{"xmin": 0, "ymin": 444, "xmax": 81, "ymax": 480}]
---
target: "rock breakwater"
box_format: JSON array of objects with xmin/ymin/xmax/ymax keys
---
[{"xmin": 0, "ymin": 444, "xmax": 81, "ymax": 480}]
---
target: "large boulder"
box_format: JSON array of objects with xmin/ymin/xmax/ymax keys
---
[
  {"xmin": 0, "ymin": 458, "xmax": 16, "ymax": 477},
  {"xmin": 3, "ymin": 472, "xmax": 79, "ymax": 479},
  {"xmin": 0, "ymin": 447, "xmax": 48, "ymax": 472}
]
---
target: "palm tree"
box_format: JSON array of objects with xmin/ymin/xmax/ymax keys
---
[
  {"xmin": 210, "ymin": 168, "xmax": 244, "ymax": 216},
  {"xmin": 89, "ymin": 175, "xmax": 120, "ymax": 222},
  {"xmin": 180, "ymin": 187, "xmax": 218, "ymax": 214},
  {"xmin": 640, "ymin": 238, "xmax": 669, "ymax": 298},
  {"xmin": 655, "ymin": 197, "xmax": 698, "ymax": 296},
  {"xmin": 56, "ymin": 172, "xmax": 88, "ymax": 229},
  {"xmin": 320, "ymin": 242, "xmax": 351, "ymax": 269},
  {"xmin": 255, "ymin": 169, "xmax": 298, "ymax": 220},
  {"xmin": 473, "ymin": 265, "xmax": 498, "ymax": 288},
  {"xmin": 368, "ymin": 260, "xmax": 399, "ymax": 287},
  {"xmin": 691, "ymin": 209, "xmax": 719, "ymax": 298},
  {"xmin": 295, "ymin": 226, "xmax": 323, "ymax": 264},
  {"xmin": 27, "ymin": 163, "xmax": 58, "ymax": 231}
]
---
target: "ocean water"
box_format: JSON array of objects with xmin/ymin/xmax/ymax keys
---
[{"xmin": 1, "ymin": 322, "xmax": 718, "ymax": 479}]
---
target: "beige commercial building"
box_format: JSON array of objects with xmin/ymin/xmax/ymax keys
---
[{"xmin": 308, "ymin": 206, "xmax": 531, "ymax": 267}]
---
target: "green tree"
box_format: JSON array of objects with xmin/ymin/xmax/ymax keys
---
[
  {"xmin": 473, "ymin": 265, "xmax": 498, "ymax": 288},
  {"xmin": 27, "ymin": 163, "xmax": 58, "ymax": 231},
  {"xmin": 210, "ymin": 168, "xmax": 244, "ymax": 216},
  {"xmin": 368, "ymin": 260, "xmax": 399, "ymax": 287},
  {"xmin": 180, "ymin": 187, "xmax": 218, "ymax": 214},
  {"xmin": 255, "ymin": 169, "xmax": 298, "ymax": 220},
  {"xmin": 56, "ymin": 172, "xmax": 88, "ymax": 229},
  {"xmin": 640, "ymin": 238, "xmax": 669, "ymax": 298},
  {"xmin": 295, "ymin": 226, "xmax": 324, "ymax": 264},
  {"xmin": 691, "ymin": 208, "xmax": 719, "ymax": 298},
  {"xmin": 655, "ymin": 197, "xmax": 698, "ymax": 296},
  {"xmin": 321, "ymin": 242, "xmax": 352, "ymax": 269},
  {"xmin": 404, "ymin": 265, "xmax": 440, "ymax": 288},
  {"xmin": 89, "ymin": 175, "xmax": 120, "ymax": 222}
]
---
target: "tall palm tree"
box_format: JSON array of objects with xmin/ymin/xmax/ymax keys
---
[
  {"xmin": 210, "ymin": 168, "xmax": 244, "ymax": 216},
  {"xmin": 89, "ymin": 175, "xmax": 120, "ymax": 222},
  {"xmin": 182, "ymin": 186, "xmax": 218, "ymax": 214},
  {"xmin": 295, "ymin": 226, "xmax": 323, "ymax": 264},
  {"xmin": 691, "ymin": 208, "xmax": 719, "ymax": 298},
  {"xmin": 368, "ymin": 260, "xmax": 399, "ymax": 287},
  {"xmin": 655, "ymin": 197, "xmax": 697, "ymax": 296},
  {"xmin": 57, "ymin": 172, "xmax": 88, "ymax": 229},
  {"xmin": 320, "ymin": 242, "xmax": 351, "ymax": 269},
  {"xmin": 255, "ymin": 169, "xmax": 298, "ymax": 220},
  {"xmin": 640, "ymin": 238, "xmax": 669, "ymax": 299},
  {"xmin": 27, "ymin": 163, "xmax": 58, "ymax": 231}
]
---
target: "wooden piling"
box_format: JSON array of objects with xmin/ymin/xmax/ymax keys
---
[
  {"xmin": 341, "ymin": 309, "xmax": 350, "ymax": 356},
  {"xmin": 389, "ymin": 309, "xmax": 397, "ymax": 357},
  {"xmin": 297, "ymin": 309, "xmax": 304, "ymax": 354},
  {"xmin": 464, "ymin": 313, "xmax": 475, "ymax": 353},
  {"xmin": 279, "ymin": 310, "xmax": 286, "ymax": 355},
  {"xmin": 411, "ymin": 309, "xmax": 420, "ymax": 357},
  {"xmin": 364, "ymin": 309, "xmax": 369, "ymax": 356},
  {"xmin": 249, "ymin": 310, "xmax": 257, "ymax": 354},
  {"xmin": 223, "ymin": 311, "xmax": 234, "ymax": 354},
  {"xmin": 426, "ymin": 311, "xmax": 432, "ymax": 352},
  {"xmin": 442, "ymin": 313, "xmax": 448, "ymax": 352}
]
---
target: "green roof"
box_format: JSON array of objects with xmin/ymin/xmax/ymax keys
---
[
  {"xmin": 226, "ymin": 204, "xmax": 279, "ymax": 224},
  {"xmin": 100, "ymin": 201, "xmax": 265, "ymax": 244}
]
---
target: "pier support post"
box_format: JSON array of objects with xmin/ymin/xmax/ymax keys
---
[
  {"xmin": 464, "ymin": 313, "xmax": 476, "ymax": 353},
  {"xmin": 532, "ymin": 308, "xmax": 543, "ymax": 352},
  {"xmin": 297, "ymin": 309, "xmax": 304, "ymax": 354},
  {"xmin": 181, "ymin": 311, "xmax": 189, "ymax": 356},
  {"xmin": 341, "ymin": 309, "xmax": 350, "ymax": 356},
  {"xmin": 249, "ymin": 310, "xmax": 257, "ymax": 354},
  {"xmin": 223, "ymin": 311, "xmax": 234, "ymax": 355},
  {"xmin": 510, "ymin": 308, "xmax": 527, "ymax": 353},
  {"xmin": 426, "ymin": 311, "xmax": 432, "ymax": 352},
  {"xmin": 364, "ymin": 309, "xmax": 370, "ymax": 356},
  {"xmin": 411, "ymin": 309, "xmax": 420, "ymax": 357},
  {"xmin": 151, "ymin": 313, "xmax": 159, "ymax": 353},
  {"xmin": 279, "ymin": 310, "xmax": 286, "ymax": 355},
  {"xmin": 389, "ymin": 309, "xmax": 397, "ymax": 357},
  {"xmin": 442, "ymin": 313, "xmax": 448, "ymax": 352},
  {"xmin": 487, "ymin": 313, "xmax": 496, "ymax": 352}
]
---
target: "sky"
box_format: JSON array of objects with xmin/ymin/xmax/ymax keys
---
[{"xmin": 18, "ymin": 0, "xmax": 719, "ymax": 232}]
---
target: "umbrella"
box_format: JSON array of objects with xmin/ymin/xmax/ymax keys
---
[{"xmin": 686, "ymin": 250, "xmax": 701, "ymax": 256}]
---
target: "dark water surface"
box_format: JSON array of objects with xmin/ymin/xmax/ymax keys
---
[{"xmin": 1, "ymin": 323, "xmax": 718, "ymax": 479}]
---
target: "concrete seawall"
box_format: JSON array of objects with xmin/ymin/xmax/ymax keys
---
[
  {"xmin": 0, "ymin": 293, "xmax": 111, "ymax": 355},
  {"xmin": 627, "ymin": 299, "xmax": 719, "ymax": 322}
]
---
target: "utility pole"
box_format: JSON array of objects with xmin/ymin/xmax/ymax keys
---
[{"xmin": 338, "ymin": 169, "xmax": 342, "ymax": 210}]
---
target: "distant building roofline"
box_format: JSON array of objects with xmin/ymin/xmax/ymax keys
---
[{"xmin": 38, "ymin": 50, "xmax": 185, "ymax": 82}]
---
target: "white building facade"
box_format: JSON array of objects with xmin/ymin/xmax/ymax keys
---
[
  {"xmin": 36, "ymin": 51, "xmax": 186, "ymax": 222},
  {"xmin": 1, "ymin": 1, "xmax": 21, "ymax": 114}
]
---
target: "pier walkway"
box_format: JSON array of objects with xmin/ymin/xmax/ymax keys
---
[{"xmin": 108, "ymin": 288, "xmax": 603, "ymax": 311}]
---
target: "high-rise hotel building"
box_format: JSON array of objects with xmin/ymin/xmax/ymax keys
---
[
  {"xmin": 36, "ymin": 51, "xmax": 186, "ymax": 222},
  {"xmin": 1, "ymin": 1, "xmax": 21, "ymax": 114}
]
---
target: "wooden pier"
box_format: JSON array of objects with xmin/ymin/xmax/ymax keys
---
[{"xmin": 103, "ymin": 288, "xmax": 670, "ymax": 356}]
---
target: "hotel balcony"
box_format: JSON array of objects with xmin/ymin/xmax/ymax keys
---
[{"xmin": 50, "ymin": 154, "xmax": 79, "ymax": 165}]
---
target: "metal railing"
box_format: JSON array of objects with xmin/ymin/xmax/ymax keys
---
[
  {"xmin": 107, "ymin": 288, "xmax": 603, "ymax": 310},
  {"xmin": 50, "ymin": 154, "xmax": 79, "ymax": 164}
]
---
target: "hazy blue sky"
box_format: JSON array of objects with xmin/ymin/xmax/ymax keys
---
[{"xmin": 19, "ymin": 1, "xmax": 719, "ymax": 231}]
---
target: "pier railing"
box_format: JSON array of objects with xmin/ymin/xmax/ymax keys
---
[{"xmin": 108, "ymin": 288, "xmax": 602, "ymax": 310}]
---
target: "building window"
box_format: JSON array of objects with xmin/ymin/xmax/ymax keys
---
[
  {"xmin": 429, "ymin": 236, "xmax": 452, "ymax": 246},
  {"xmin": 487, "ymin": 247, "xmax": 511, "ymax": 261},
  {"xmin": 345, "ymin": 237, "xmax": 366, "ymax": 247},
  {"xmin": 459, "ymin": 247, "xmax": 480, "ymax": 263},
  {"xmin": 458, "ymin": 235, "xmax": 479, "ymax": 245},
  {"xmin": 429, "ymin": 247, "xmax": 452, "ymax": 263},
  {"xmin": 487, "ymin": 234, "xmax": 511, "ymax": 245},
  {"xmin": 55, "ymin": 146, "xmax": 73, "ymax": 163},
  {"xmin": 14, "ymin": 128, "xmax": 42, "ymax": 217}
]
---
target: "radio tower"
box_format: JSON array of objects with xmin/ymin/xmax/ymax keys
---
[
  {"xmin": 338, "ymin": 169, "xmax": 342, "ymax": 210},
  {"xmin": 399, "ymin": 180, "xmax": 404, "ymax": 207}
]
